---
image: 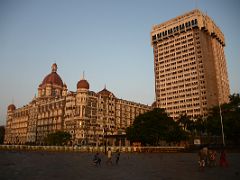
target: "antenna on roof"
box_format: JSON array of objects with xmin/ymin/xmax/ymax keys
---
[{"xmin": 82, "ymin": 71, "xmax": 85, "ymax": 79}]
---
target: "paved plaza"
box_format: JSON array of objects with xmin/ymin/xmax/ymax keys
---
[{"xmin": 0, "ymin": 150, "xmax": 239, "ymax": 180}]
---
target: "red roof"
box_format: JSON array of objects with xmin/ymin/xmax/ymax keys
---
[
  {"xmin": 41, "ymin": 72, "xmax": 63, "ymax": 87},
  {"xmin": 97, "ymin": 88, "xmax": 115, "ymax": 97},
  {"xmin": 77, "ymin": 79, "xmax": 89, "ymax": 89},
  {"xmin": 8, "ymin": 104, "xmax": 16, "ymax": 111},
  {"xmin": 40, "ymin": 64, "xmax": 63, "ymax": 87}
]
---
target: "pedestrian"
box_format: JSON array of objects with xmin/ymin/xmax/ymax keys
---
[
  {"xmin": 198, "ymin": 147, "xmax": 205, "ymax": 171},
  {"xmin": 115, "ymin": 149, "xmax": 120, "ymax": 165},
  {"xmin": 209, "ymin": 150, "xmax": 217, "ymax": 167},
  {"xmin": 93, "ymin": 152, "xmax": 101, "ymax": 167},
  {"xmin": 202, "ymin": 145, "xmax": 208, "ymax": 166},
  {"xmin": 219, "ymin": 149, "xmax": 228, "ymax": 167},
  {"xmin": 106, "ymin": 148, "xmax": 112, "ymax": 165}
]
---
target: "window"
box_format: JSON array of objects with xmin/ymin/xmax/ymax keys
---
[
  {"xmin": 185, "ymin": 21, "xmax": 191, "ymax": 28},
  {"xmin": 152, "ymin": 35, "xmax": 156, "ymax": 41},
  {"xmin": 191, "ymin": 19, "xmax": 198, "ymax": 26},
  {"xmin": 180, "ymin": 24, "xmax": 185, "ymax": 30}
]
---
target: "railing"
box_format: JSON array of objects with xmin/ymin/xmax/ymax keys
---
[{"xmin": 0, "ymin": 145, "xmax": 185, "ymax": 153}]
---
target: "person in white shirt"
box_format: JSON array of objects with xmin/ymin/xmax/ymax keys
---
[{"xmin": 106, "ymin": 148, "xmax": 112, "ymax": 165}]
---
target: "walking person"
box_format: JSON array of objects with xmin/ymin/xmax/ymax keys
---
[
  {"xmin": 202, "ymin": 145, "xmax": 209, "ymax": 166},
  {"xmin": 115, "ymin": 149, "xmax": 120, "ymax": 165},
  {"xmin": 219, "ymin": 149, "xmax": 228, "ymax": 167},
  {"xmin": 198, "ymin": 147, "xmax": 205, "ymax": 171},
  {"xmin": 212, "ymin": 150, "xmax": 217, "ymax": 166},
  {"xmin": 106, "ymin": 148, "xmax": 112, "ymax": 165},
  {"xmin": 209, "ymin": 150, "xmax": 217, "ymax": 167},
  {"xmin": 93, "ymin": 152, "xmax": 101, "ymax": 167}
]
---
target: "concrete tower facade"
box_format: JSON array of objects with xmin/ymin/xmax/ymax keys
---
[{"xmin": 151, "ymin": 9, "xmax": 230, "ymax": 118}]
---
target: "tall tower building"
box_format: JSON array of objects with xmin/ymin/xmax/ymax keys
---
[{"xmin": 151, "ymin": 9, "xmax": 230, "ymax": 118}]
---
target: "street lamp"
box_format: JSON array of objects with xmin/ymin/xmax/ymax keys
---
[
  {"xmin": 218, "ymin": 102, "xmax": 225, "ymax": 147},
  {"xmin": 211, "ymin": 93, "xmax": 225, "ymax": 147}
]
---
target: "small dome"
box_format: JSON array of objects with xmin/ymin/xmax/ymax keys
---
[
  {"xmin": 152, "ymin": 101, "xmax": 157, "ymax": 108},
  {"xmin": 8, "ymin": 104, "xmax": 16, "ymax": 111},
  {"xmin": 40, "ymin": 64, "xmax": 63, "ymax": 87},
  {"xmin": 63, "ymin": 83, "xmax": 67, "ymax": 88},
  {"xmin": 97, "ymin": 88, "xmax": 115, "ymax": 97},
  {"xmin": 77, "ymin": 79, "xmax": 89, "ymax": 89}
]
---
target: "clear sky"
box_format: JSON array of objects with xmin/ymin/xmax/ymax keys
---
[{"xmin": 0, "ymin": 0, "xmax": 239, "ymax": 125}]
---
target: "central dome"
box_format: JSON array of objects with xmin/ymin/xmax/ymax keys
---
[
  {"xmin": 40, "ymin": 63, "xmax": 63, "ymax": 87},
  {"xmin": 42, "ymin": 72, "xmax": 63, "ymax": 87}
]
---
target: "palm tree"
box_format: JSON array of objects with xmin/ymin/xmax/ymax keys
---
[{"xmin": 177, "ymin": 114, "xmax": 191, "ymax": 131}]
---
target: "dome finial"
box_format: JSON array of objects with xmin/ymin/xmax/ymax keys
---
[
  {"xmin": 82, "ymin": 71, "xmax": 85, "ymax": 80},
  {"xmin": 51, "ymin": 63, "xmax": 57, "ymax": 72}
]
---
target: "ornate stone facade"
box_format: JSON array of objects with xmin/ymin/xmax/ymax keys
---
[
  {"xmin": 151, "ymin": 9, "xmax": 230, "ymax": 118},
  {"xmin": 4, "ymin": 64, "xmax": 151, "ymax": 145}
]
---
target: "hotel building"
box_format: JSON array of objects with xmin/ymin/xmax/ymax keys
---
[
  {"xmin": 151, "ymin": 9, "xmax": 230, "ymax": 118},
  {"xmin": 4, "ymin": 63, "xmax": 151, "ymax": 145}
]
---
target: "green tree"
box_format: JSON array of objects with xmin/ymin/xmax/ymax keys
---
[
  {"xmin": 126, "ymin": 108, "xmax": 187, "ymax": 146},
  {"xmin": 177, "ymin": 114, "xmax": 206, "ymax": 136},
  {"xmin": 177, "ymin": 114, "xmax": 190, "ymax": 131},
  {"xmin": 229, "ymin": 93, "xmax": 240, "ymax": 106},
  {"xmin": 0, "ymin": 126, "xmax": 5, "ymax": 144},
  {"xmin": 165, "ymin": 123, "xmax": 188, "ymax": 143},
  {"xmin": 44, "ymin": 131, "xmax": 71, "ymax": 146},
  {"xmin": 206, "ymin": 93, "xmax": 240, "ymax": 145},
  {"xmin": 194, "ymin": 116, "xmax": 207, "ymax": 135},
  {"xmin": 206, "ymin": 106, "xmax": 222, "ymax": 136}
]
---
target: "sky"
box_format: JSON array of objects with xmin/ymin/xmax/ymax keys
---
[{"xmin": 0, "ymin": 0, "xmax": 239, "ymax": 125}]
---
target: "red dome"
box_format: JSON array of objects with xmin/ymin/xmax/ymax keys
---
[
  {"xmin": 8, "ymin": 104, "xmax": 16, "ymax": 111},
  {"xmin": 152, "ymin": 101, "xmax": 157, "ymax": 108},
  {"xmin": 40, "ymin": 64, "xmax": 63, "ymax": 87},
  {"xmin": 77, "ymin": 79, "xmax": 89, "ymax": 89},
  {"xmin": 41, "ymin": 72, "xmax": 63, "ymax": 87}
]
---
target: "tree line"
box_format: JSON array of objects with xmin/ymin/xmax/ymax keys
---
[{"xmin": 126, "ymin": 93, "xmax": 240, "ymax": 146}]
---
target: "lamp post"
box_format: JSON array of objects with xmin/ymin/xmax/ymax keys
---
[
  {"xmin": 212, "ymin": 92, "xmax": 225, "ymax": 147},
  {"xmin": 218, "ymin": 102, "xmax": 225, "ymax": 147}
]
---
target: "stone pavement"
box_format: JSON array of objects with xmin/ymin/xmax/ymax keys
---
[{"xmin": 0, "ymin": 151, "xmax": 239, "ymax": 180}]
